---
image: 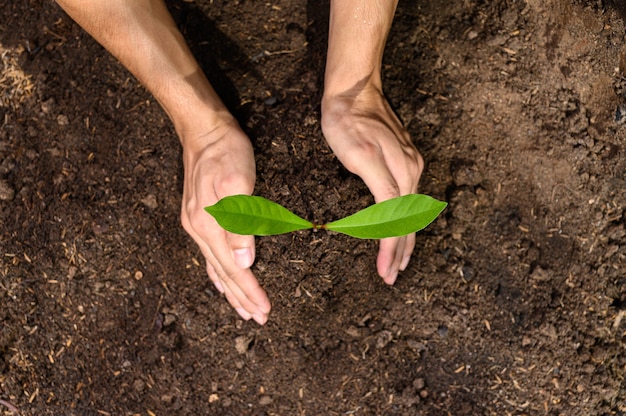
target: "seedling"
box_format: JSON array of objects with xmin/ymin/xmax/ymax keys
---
[{"xmin": 205, "ymin": 194, "xmax": 447, "ymax": 239}]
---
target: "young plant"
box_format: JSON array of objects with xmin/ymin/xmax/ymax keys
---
[{"xmin": 204, "ymin": 194, "xmax": 447, "ymax": 239}]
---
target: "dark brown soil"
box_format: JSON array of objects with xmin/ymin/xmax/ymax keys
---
[{"xmin": 1, "ymin": 0, "xmax": 625, "ymax": 415}]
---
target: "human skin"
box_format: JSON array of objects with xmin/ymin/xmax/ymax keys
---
[
  {"xmin": 54, "ymin": 0, "xmax": 423, "ymax": 324},
  {"xmin": 322, "ymin": 1, "xmax": 424, "ymax": 284}
]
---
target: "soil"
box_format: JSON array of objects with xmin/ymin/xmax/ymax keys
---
[{"xmin": 1, "ymin": 0, "xmax": 626, "ymax": 415}]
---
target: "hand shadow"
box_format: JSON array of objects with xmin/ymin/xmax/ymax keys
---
[{"xmin": 164, "ymin": 0, "xmax": 267, "ymax": 128}]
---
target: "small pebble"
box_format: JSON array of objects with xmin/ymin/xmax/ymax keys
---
[
  {"xmin": 133, "ymin": 379, "xmax": 145, "ymax": 392},
  {"xmin": 461, "ymin": 265, "xmax": 474, "ymax": 281},
  {"xmin": 163, "ymin": 314, "xmax": 176, "ymax": 327},
  {"xmin": 0, "ymin": 179, "xmax": 15, "ymax": 201},
  {"xmin": 235, "ymin": 336, "xmax": 253, "ymax": 355},
  {"xmin": 141, "ymin": 194, "xmax": 158, "ymax": 209},
  {"xmin": 375, "ymin": 330, "xmax": 393, "ymax": 349},
  {"xmin": 40, "ymin": 98, "xmax": 54, "ymax": 114},
  {"xmin": 437, "ymin": 325, "xmax": 449, "ymax": 337},
  {"xmin": 407, "ymin": 340, "xmax": 427, "ymax": 355},
  {"xmin": 259, "ymin": 395, "xmax": 273, "ymax": 406},
  {"xmin": 413, "ymin": 378, "xmax": 425, "ymax": 390},
  {"xmin": 161, "ymin": 393, "xmax": 175, "ymax": 403},
  {"xmin": 57, "ymin": 114, "xmax": 69, "ymax": 126},
  {"xmin": 616, "ymin": 104, "xmax": 626, "ymax": 124},
  {"xmin": 0, "ymin": 157, "xmax": 16, "ymax": 175}
]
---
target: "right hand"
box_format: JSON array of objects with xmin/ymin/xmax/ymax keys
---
[
  {"xmin": 180, "ymin": 120, "xmax": 271, "ymax": 325},
  {"xmin": 321, "ymin": 86, "xmax": 424, "ymax": 285}
]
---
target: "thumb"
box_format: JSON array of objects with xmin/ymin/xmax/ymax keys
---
[{"xmin": 229, "ymin": 233, "xmax": 256, "ymax": 269}]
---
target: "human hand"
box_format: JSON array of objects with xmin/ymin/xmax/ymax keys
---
[
  {"xmin": 55, "ymin": 0, "xmax": 272, "ymax": 323},
  {"xmin": 321, "ymin": 86, "xmax": 424, "ymax": 284},
  {"xmin": 180, "ymin": 120, "xmax": 271, "ymax": 324}
]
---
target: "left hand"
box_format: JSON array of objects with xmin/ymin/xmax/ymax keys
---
[{"xmin": 321, "ymin": 85, "xmax": 424, "ymax": 284}]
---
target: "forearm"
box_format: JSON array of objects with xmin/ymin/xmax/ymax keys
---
[
  {"xmin": 55, "ymin": 0, "xmax": 233, "ymax": 142},
  {"xmin": 324, "ymin": 0, "xmax": 398, "ymax": 96}
]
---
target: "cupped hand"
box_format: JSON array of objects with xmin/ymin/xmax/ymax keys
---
[
  {"xmin": 321, "ymin": 86, "xmax": 424, "ymax": 284},
  {"xmin": 180, "ymin": 120, "xmax": 271, "ymax": 324}
]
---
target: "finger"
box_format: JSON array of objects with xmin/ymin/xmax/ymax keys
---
[
  {"xmin": 206, "ymin": 259, "xmax": 260, "ymax": 322},
  {"xmin": 186, "ymin": 223, "xmax": 226, "ymax": 295},
  {"xmin": 182, "ymin": 218, "xmax": 226, "ymax": 296},
  {"xmin": 377, "ymin": 236, "xmax": 405, "ymax": 285},
  {"xmin": 391, "ymin": 236, "xmax": 407, "ymax": 280},
  {"xmin": 206, "ymin": 262, "xmax": 225, "ymax": 294},
  {"xmin": 208, "ymin": 248, "xmax": 268, "ymax": 324},
  {"xmin": 227, "ymin": 233, "xmax": 256, "ymax": 269},
  {"xmin": 204, "ymin": 239, "xmax": 270, "ymax": 319},
  {"xmin": 352, "ymin": 148, "xmax": 402, "ymax": 203},
  {"xmin": 384, "ymin": 144, "xmax": 421, "ymax": 195},
  {"xmin": 221, "ymin": 287, "xmax": 252, "ymax": 320},
  {"xmin": 219, "ymin": 265, "xmax": 269, "ymax": 315},
  {"xmin": 199, "ymin": 244, "xmax": 249, "ymax": 319},
  {"xmin": 210, "ymin": 237, "xmax": 271, "ymax": 314},
  {"xmin": 400, "ymin": 232, "xmax": 416, "ymax": 271},
  {"xmin": 184, "ymin": 220, "xmax": 263, "ymax": 320}
]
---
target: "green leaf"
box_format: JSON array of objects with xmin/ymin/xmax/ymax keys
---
[
  {"xmin": 325, "ymin": 194, "xmax": 447, "ymax": 239},
  {"xmin": 205, "ymin": 195, "xmax": 313, "ymax": 236}
]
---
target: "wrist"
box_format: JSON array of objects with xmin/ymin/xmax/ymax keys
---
[
  {"xmin": 323, "ymin": 69, "xmax": 383, "ymax": 99},
  {"xmin": 151, "ymin": 68, "xmax": 234, "ymax": 143},
  {"xmin": 323, "ymin": 0, "xmax": 396, "ymax": 97},
  {"xmin": 177, "ymin": 109, "xmax": 242, "ymax": 156},
  {"xmin": 322, "ymin": 79, "xmax": 383, "ymax": 112}
]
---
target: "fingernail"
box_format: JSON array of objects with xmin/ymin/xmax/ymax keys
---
[
  {"xmin": 234, "ymin": 248, "xmax": 253, "ymax": 269},
  {"xmin": 214, "ymin": 280, "xmax": 225, "ymax": 294},
  {"xmin": 400, "ymin": 255, "xmax": 411, "ymax": 271},
  {"xmin": 235, "ymin": 307, "xmax": 252, "ymax": 320},
  {"xmin": 252, "ymin": 313, "xmax": 267, "ymax": 325}
]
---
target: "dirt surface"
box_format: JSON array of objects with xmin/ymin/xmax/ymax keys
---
[{"xmin": 1, "ymin": 0, "xmax": 625, "ymax": 414}]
